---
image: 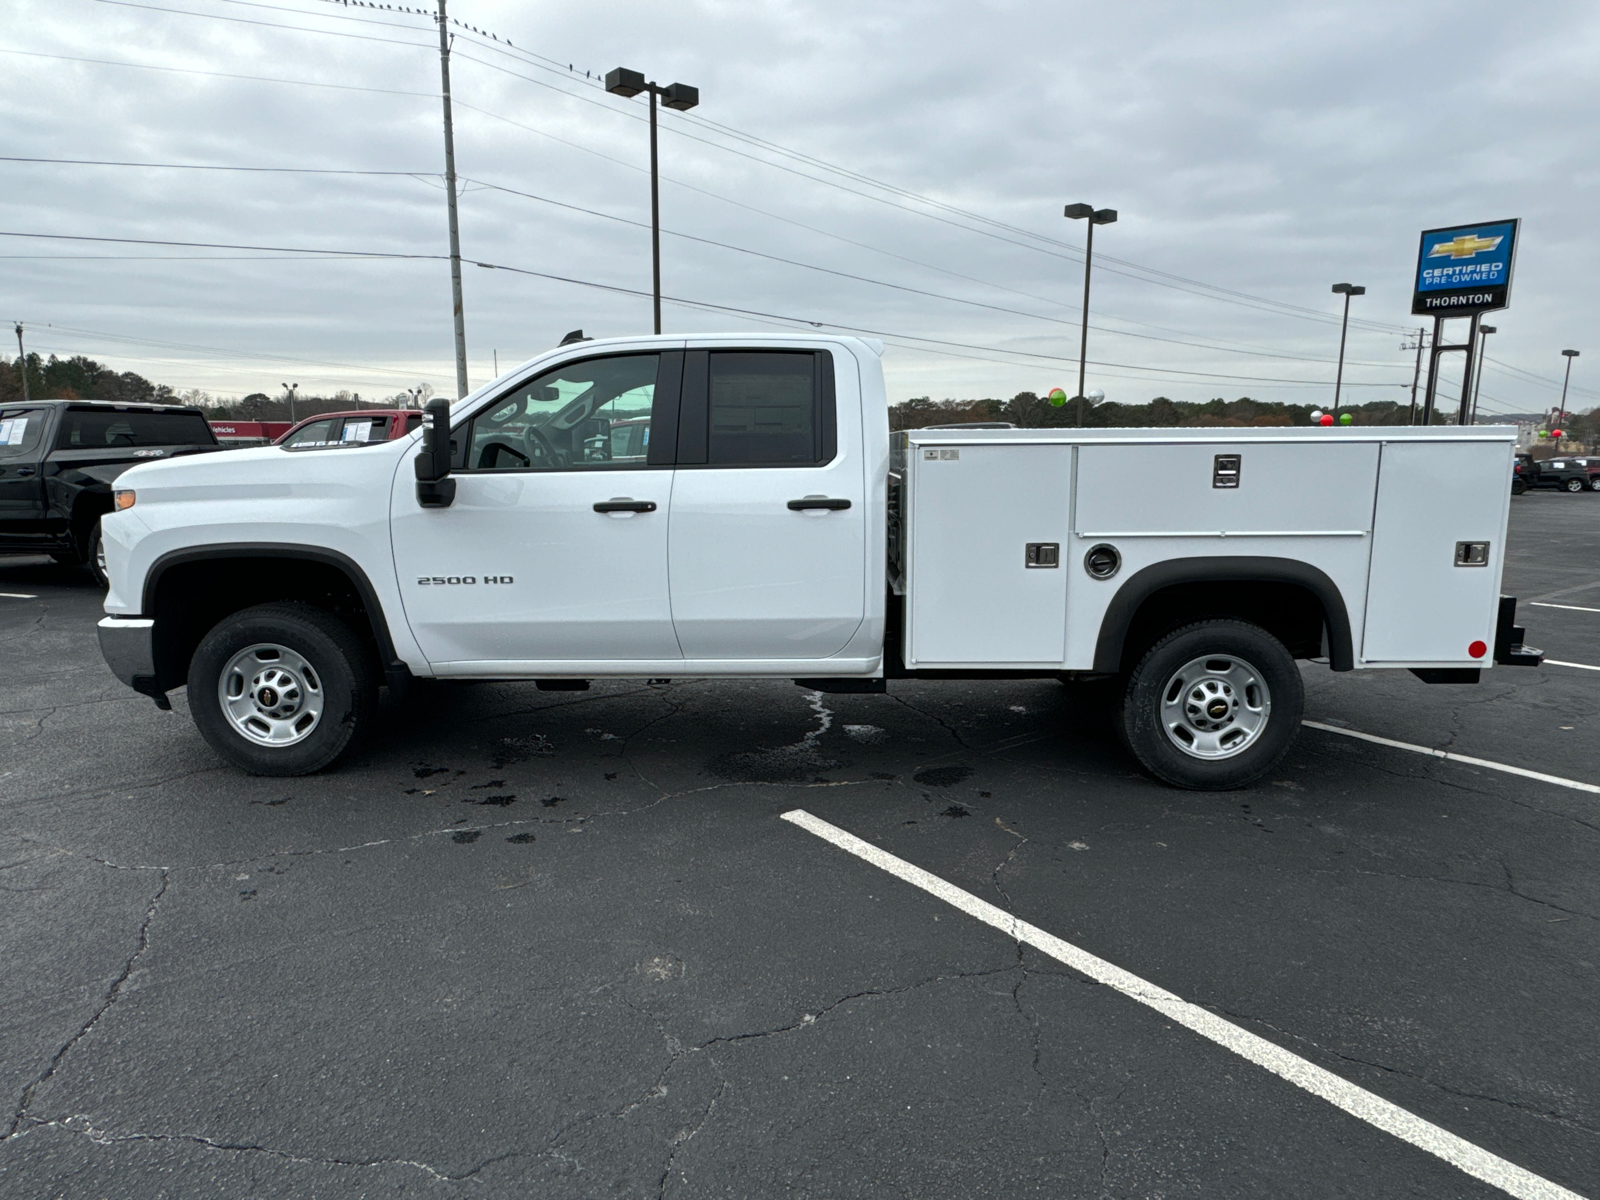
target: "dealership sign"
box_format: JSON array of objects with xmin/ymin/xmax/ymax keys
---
[{"xmin": 1412, "ymin": 219, "xmax": 1519, "ymax": 315}]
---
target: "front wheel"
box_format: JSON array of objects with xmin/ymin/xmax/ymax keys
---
[
  {"xmin": 188, "ymin": 603, "xmax": 377, "ymax": 775},
  {"xmin": 1589, "ymin": 477, "xmax": 1600, "ymax": 492},
  {"xmin": 1119, "ymin": 620, "xmax": 1304, "ymax": 790},
  {"xmin": 1564, "ymin": 478, "xmax": 1585, "ymax": 493}
]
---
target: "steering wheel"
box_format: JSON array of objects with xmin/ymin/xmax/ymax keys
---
[
  {"xmin": 522, "ymin": 423, "xmax": 565, "ymax": 468},
  {"xmin": 481, "ymin": 440, "xmax": 530, "ymax": 469}
]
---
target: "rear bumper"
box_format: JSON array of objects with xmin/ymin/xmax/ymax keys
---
[
  {"xmin": 1493, "ymin": 596, "xmax": 1542, "ymax": 667},
  {"xmin": 97, "ymin": 616, "xmax": 155, "ymax": 688}
]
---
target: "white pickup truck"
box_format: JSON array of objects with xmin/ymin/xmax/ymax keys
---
[{"xmin": 97, "ymin": 333, "xmax": 1540, "ymax": 789}]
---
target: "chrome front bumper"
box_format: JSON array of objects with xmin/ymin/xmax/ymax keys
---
[{"xmin": 97, "ymin": 616, "xmax": 155, "ymax": 688}]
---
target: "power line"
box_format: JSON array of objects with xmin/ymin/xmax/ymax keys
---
[
  {"xmin": 0, "ymin": 229, "xmax": 1403, "ymax": 389},
  {"xmin": 0, "ymin": 155, "xmax": 432, "ymax": 176},
  {"xmin": 89, "ymin": 0, "xmax": 436, "ymax": 50}
]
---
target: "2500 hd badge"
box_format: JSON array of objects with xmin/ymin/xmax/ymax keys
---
[{"xmin": 416, "ymin": 575, "xmax": 514, "ymax": 585}]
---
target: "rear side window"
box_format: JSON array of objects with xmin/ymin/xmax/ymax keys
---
[
  {"xmin": 676, "ymin": 350, "xmax": 836, "ymax": 467},
  {"xmin": 55, "ymin": 408, "xmax": 216, "ymax": 449},
  {"xmin": 0, "ymin": 409, "xmax": 45, "ymax": 460}
]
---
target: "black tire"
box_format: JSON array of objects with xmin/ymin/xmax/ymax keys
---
[
  {"xmin": 1590, "ymin": 477, "xmax": 1600, "ymax": 492},
  {"xmin": 1118, "ymin": 619, "xmax": 1303, "ymax": 791},
  {"xmin": 1511, "ymin": 478, "xmax": 1527, "ymax": 496},
  {"xmin": 86, "ymin": 520, "xmax": 108, "ymax": 588},
  {"xmin": 1564, "ymin": 477, "xmax": 1585, "ymax": 493},
  {"xmin": 188, "ymin": 603, "xmax": 377, "ymax": 776}
]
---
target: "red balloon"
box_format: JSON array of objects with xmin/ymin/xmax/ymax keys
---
[
  {"xmin": 1551, "ymin": 428, "xmax": 1564, "ymax": 438},
  {"xmin": 1319, "ymin": 413, "xmax": 1334, "ymax": 426}
]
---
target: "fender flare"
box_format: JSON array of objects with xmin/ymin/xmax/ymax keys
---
[
  {"xmin": 142, "ymin": 543, "xmax": 401, "ymax": 670},
  {"xmin": 1091, "ymin": 555, "xmax": 1354, "ymax": 673}
]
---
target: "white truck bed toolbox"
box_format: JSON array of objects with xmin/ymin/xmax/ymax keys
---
[{"xmin": 892, "ymin": 427, "xmax": 1517, "ymax": 672}]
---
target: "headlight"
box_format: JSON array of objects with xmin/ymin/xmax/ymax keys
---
[{"xmin": 114, "ymin": 490, "xmax": 136, "ymax": 511}]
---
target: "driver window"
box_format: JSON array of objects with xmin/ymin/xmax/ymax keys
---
[{"xmin": 465, "ymin": 353, "xmax": 659, "ymax": 472}]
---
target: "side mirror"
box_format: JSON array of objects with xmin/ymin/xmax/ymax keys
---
[{"xmin": 414, "ymin": 398, "xmax": 457, "ymax": 508}]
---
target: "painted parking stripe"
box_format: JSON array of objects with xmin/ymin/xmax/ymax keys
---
[
  {"xmin": 1303, "ymin": 721, "xmax": 1600, "ymax": 795},
  {"xmin": 781, "ymin": 809, "xmax": 1584, "ymax": 1200},
  {"xmin": 1530, "ymin": 602, "xmax": 1600, "ymax": 614},
  {"xmin": 1547, "ymin": 660, "xmax": 1600, "ymax": 673},
  {"xmin": 0, "ymin": 592, "xmax": 38, "ymax": 599}
]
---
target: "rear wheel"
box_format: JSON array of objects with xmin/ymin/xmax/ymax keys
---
[
  {"xmin": 1511, "ymin": 477, "xmax": 1527, "ymax": 495},
  {"xmin": 1590, "ymin": 477, "xmax": 1600, "ymax": 492},
  {"xmin": 1119, "ymin": 620, "xmax": 1303, "ymax": 790},
  {"xmin": 188, "ymin": 603, "xmax": 376, "ymax": 775}
]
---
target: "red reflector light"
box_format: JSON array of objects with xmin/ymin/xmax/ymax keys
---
[{"xmin": 1469, "ymin": 640, "xmax": 1487, "ymax": 659}]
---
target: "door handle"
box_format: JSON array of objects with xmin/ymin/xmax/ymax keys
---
[
  {"xmin": 787, "ymin": 497, "xmax": 851, "ymax": 511},
  {"xmin": 593, "ymin": 498, "xmax": 657, "ymax": 513}
]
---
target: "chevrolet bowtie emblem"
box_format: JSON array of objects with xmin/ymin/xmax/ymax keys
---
[{"xmin": 1429, "ymin": 233, "xmax": 1503, "ymax": 259}]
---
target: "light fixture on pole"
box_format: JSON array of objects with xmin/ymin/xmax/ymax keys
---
[
  {"xmin": 605, "ymin": 67, "xmax": 700, "ymax": 335},
  {"xmin": 1555, "ymin": 349, "xmax": 1580, "ymax": 436},
  {"xmin": 1063, "ymin": 203, "xmax": 1117, "ymax": 426},
  {"xmin": 281, "ymin": 382, "xmax": 299, "ymax": 423},
  {"xmin": 1330, "ymin": 283, "xmax": 1365, "ymax": 419},
  {"xmin": 1468, "ymin": 325, "xmax": 1495, "ymax": 425}
]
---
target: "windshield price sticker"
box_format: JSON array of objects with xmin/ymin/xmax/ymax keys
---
[{"xmin": 341, "ymin": 420, "xmax": 374, "ymax": 444}]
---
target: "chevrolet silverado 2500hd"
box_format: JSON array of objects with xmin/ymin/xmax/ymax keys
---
[{"xmin": 94, "ymin": 334, "xmax": 1541, "ymax": 789}]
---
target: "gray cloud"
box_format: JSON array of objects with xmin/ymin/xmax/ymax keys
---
[{"xmin": 4, "ymin": 0, "xmax": 1597, "ymax": 417}]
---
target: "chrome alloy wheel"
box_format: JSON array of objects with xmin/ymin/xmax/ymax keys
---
[
  {"xmin": 219, "ymin": 643, "xmax": 325, "ymax": 746},
  {"xmin": 1159, "ymin": 653, "xmax": 1272, "ymax": 760},
  {"xmin": 95, "ymin": 537, "xmax": 108, "ymax": 585}
]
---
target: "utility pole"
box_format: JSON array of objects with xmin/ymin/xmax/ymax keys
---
[
  {"xmin": 1403, "ymin": 327, "xmax": 1426, "ymax": 424},
  {"xmin": 13, "ymin": 323, "xmax": 28, "ymax": 404},
  {"xmin": 436, "ymin": 0, "xmax": 469, "ymax": 399}
]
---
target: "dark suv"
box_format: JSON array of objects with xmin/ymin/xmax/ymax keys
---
[
  {"xmin": 1513, "ymin": 453, "xmax": 1600, "ymax": 494},
  {"xmin": 0, "ymin": 400, "xmax": 222, "ymax": 584}
]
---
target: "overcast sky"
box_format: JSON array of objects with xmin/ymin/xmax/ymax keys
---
[{"xmin": 4, "ymin": 0, "xmax": 1598, "ymax": 417}]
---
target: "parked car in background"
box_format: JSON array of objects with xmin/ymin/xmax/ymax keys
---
[
  {"xmin": 276, "ymin": 409, "xmax": 425, "ymax": 448},
  {"xmin": 1515, "ymin": 454, "xmax": 1598, "ymax": 493},
  {"xmin": 0, "ymin": 400, "xmax": 223, "ymax": 584}
]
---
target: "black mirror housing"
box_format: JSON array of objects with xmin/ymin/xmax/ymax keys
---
[{"xmin": 415, "ymin": 398, "xmax": 456, "ymax": 508}]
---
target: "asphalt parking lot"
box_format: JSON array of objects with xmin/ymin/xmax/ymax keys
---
[{"xmin": 2, "ymin": 492, "xmax": 1597, "ymax": 1199}]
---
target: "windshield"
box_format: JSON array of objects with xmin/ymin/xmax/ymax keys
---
[{"xmin": 54, "ymin": 408, "xmax": 216, "ymax": 449}]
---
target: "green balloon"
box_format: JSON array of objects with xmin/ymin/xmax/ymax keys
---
[
  {"xmin": 1339, "ymin": 412, "xmax": 1353, "ymax": 425},
  {"xmin": 1048, "ymin": 388, "xmax": 1068, "ymax": 407}
]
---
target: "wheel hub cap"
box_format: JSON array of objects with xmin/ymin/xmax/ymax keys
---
[
  {"xmin": 1160, "ymin": 654, "xmax": 1272, "ymax": 761},
  {"xmin": 220, "ymin": 644, "xmax": 325, "ymax": 746}
]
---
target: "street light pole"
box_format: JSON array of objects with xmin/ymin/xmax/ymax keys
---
[
  {"xmin": 281, "ymin": 382, "xmax": 299, "ymax": 423},
  {"xmin": 605, "ymin": 68, "xmax": 700, "ymax": 335},
  {"xmin": 13, "ymin": 323, "xmax": 28, "ymax": 404},
  {"xmin": 1556, "ymin": 349, "xmax": 1580, "ymax": 437},
  {"xmin": 1330, "ymin": 283, "xmax": 1365, "ymax": 420},
  {"xmin": 1064, "ymin": 203, "xmax": 1117, "ymax": 426},
  {"xmin": 1468, "ymin": 325, "xmax": 1495, "ymax": 425}
]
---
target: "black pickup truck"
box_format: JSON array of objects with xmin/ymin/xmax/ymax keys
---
[{"xmin": 0, "ymin": 400, "xmax": 222, "ymax": 584}]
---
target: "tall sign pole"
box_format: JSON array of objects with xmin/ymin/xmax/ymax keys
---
[
  {"xmin": 13, "ymin": 323, "xmax": 28, "ymax": 404},
  {"xmin": 1412, "ymin": 219, "xmax": 1518, "ymax": 425},
  {"xmin": 436, "ymin": 0, "xmax": 469, "ymax": 399}
]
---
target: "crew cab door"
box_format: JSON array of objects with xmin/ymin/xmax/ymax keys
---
[
  {"xmin": 0, "ymin": 408, "xmax": 49, "ymax": 527},
  {"xmin": 667, "ymin": 347, "xmax": 866, "ymax": 659},
  {"xmin": 390, "ymin": 350, "xmax": 684, "ymax": 667}
]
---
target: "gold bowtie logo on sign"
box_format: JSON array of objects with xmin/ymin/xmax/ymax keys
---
[{"xmin": 1428, "ymin": 234, "xmax": 1503, "ymax": 260}]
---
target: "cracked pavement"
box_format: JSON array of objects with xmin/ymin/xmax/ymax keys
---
[{"xmin": 1, "ymin": 496, "xmax": 1598, "ymax": 1197}]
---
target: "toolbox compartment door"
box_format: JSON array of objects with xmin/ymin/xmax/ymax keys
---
[
  {"xmin": 905, "ymin": 443, "xmax": 1071, "ymax": 666},
  {"xmin": 1362, "ymin": 440, "xmax": 1510, "ymax": 664}
]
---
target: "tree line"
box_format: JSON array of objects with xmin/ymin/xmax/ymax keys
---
[
  {"xmin": 5, "ymin": 352, "xmax": 1593, "ymax": 446},
  {"xmin": 0, "ymin": 353, "xmax": 429, "ymax": 420}
]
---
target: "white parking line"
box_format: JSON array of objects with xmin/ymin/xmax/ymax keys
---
[
  {"xmin": 781, "ymin": 809, "xmax": 1584, "ymax": 1200},
  {"xmin": 1302, "ymin": 721, "xmax": 1600, "ymax": 795},
  {"xmin": 1547, "ymin": 660, "xmax": 1600, "ymax": 673},
  {"xmin": 0, "ymin": 592, "xmax": 38, "ymax": 599},
  {"xmin": 1531, "ymin": 602, "xmax": 1600, "ymax": 614}
]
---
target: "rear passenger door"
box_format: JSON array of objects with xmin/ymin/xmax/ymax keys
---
[{"xmin": 667, "ymin": 348, "xmax": 866, "ymax": 660}]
